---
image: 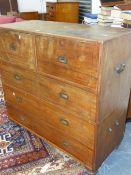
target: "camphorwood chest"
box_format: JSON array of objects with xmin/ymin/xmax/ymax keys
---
[{"xmin": 0, "ymin": 21, "xmax": 131, "ymax": 174}]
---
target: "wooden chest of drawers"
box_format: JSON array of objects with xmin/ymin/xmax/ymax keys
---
[
  {"xmin": 0, "ymin": 21, "xmax": 131, "ymax": 174},
  {"xmin": 46, "ymin": 2, "xmax": 79, "ymax": 23}
]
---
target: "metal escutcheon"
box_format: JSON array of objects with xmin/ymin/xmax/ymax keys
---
[
  {"xmin": 60, "ymin": 118, "xmax": 69, "ymax": 126},
  {"xmin": 115, "ymin": 121, "xmax": 119, "ymax": 126},
  {"xmin": 59, "ymin": 92, "xmax": 69, "ymax": 100},
  {"xmin": 115, "ymin": 63, "xmax": 126, "ymax": 74},
  {"xmin": 14, "ymin": 73, "xmax": 22, "ymax": 81},
  {"xmin": 58, "ymin": 56, "xmax": 68, "ymax": 64},
  {"xmin": 108, "ymin": 128, "xmax": 112, "ymax": 133},
  {"xmin": 63, "ymin": 141, "xmax": 70, "ymax": 147}
]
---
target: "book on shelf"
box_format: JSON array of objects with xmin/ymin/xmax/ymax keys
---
[
  {"xmin": 123, "ymin": 19, "xmax": 131, "ymax": 24},
  {"xmin": 111, "ymin": 9, "xmax": 122, "ymax": 18},
  {"xmin": 122, "ymin": 22, "xmax": 131, "ymax": 28},
  {"xmin": 100, "ymin": 6, "xmax": 113, "ymax": 15},
  {"xmin": 98, "ymin": 13, "xmax": 112, "ymax": 20},
  {"xmin": 97, "ymin": 17, "xmax": 113, "ymax": 23},
  {"xmin": 111, "ymin": 4, "xmax": 131, "ymax": 18},
  {"xmin": 98, "ymin": 21, "xmax": 112, "ymax": 26},
  {"xmin": 121, "ymin": 11, "xmax": 131, "ymax": 20},
  {"xmin": 100, "ymin": 6, "xmax": 114, "ymax": 10}
]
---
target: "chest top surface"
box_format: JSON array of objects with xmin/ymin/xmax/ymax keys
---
[{"xmin": 0, "ymin": 20, "xmax": 131, "ymax": 42}]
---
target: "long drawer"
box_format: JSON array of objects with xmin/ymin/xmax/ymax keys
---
[
  {"xmin": 0, "ymin": 61, "xmax": 97, "ymax": 121},
  {"xmin": 38, "ymin": 74, "xmax": 97, "ymax": 122},
  {"xmin": 0, "ymin": 30, "xmax": 36, "ymax": 70},
  {"xmin": 36, "ymin": 36, "xmax": 99, "ymax": 91},
  {"xmin": 3, "ymin": 84, "xmax": 95, "ymax": 150},
  {"xmin": 7, "ymin": 104, "xmax": 94, "ymax": 170},
  {"xmin": 0, "ymin": 61, "xmax": 37, "ymax": 96}
]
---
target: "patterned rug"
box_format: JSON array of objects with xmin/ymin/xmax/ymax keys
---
[{"xmin": 0, "ymin": 80, "xmax": 88, "ymax": 175}]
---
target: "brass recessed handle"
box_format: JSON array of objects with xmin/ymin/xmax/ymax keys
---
[
  {"xmin": 108, "ymin": 128, "xmax": 112, "ymax": 133},
  {"xmin": 60, "ymin": 118, "xmax": 69, "ymax": 126},
  {"xmin": 9, "ymin": 42, "xmax": 17, "ymax": 51},
  {"xmin": 63, "ymin": 141, "xmax": 70, "ymax": 147},
  {"xmin": 16, "ymin": 96, "xmax": 23, "ymax": 103},
  {"xmin": 14, "ymin": 73, "xmax": 23, "ymax": 81},
  {"xmin": 58, "ymin": 56, "xmax": 68, "ymax": 64},
  {"xmin": 115, "ymin": 121, "xmax": 119, "ymax": 126},
  {"xmin": 59, "ymin": 92, "xmax": 69, "ymax": 100},
  {"xmin": 115, "ymin": 64, "xmax": 126, "ymax": 74}
]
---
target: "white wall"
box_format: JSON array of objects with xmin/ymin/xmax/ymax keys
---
[
  {"xmin": 17, "ymin": 0, "xmax": 46, "ymax": 13},
  {"xmin": 92, "ymin": 0, "xmax": 101, "ymax": 14},
  {"xmin": 18, "ymin": 0, "xmax": 101, "ymax": 14}
]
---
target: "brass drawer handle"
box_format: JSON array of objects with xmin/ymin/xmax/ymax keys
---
[
  {"xmin": 63, "ymin": 141, "xmax": 70, "ymax": 147},
  {"xmin": 60, "ymin": 118, "xmax": 69, "ymax": 126},
  {"xmin": 115, "ymin": 121, "xmax": 119, "ymax": 126},
  {"xmin": 108, "ymin": 128, "xmax": 112, "ymax": 133},
  {"xmin": 16, "ymin": 96, "xmax": 23, "ymax": 103},
  {"xmin": 9, "ymin": 42, "xmax": 17, "ymax": 51},
  {"xmin": 14, "ymin": 73, "xmax": 23, "ymax": 81},
  {"xmin": 59, "ymin": 92, "xmax": 69, "ymax": 100},
  {"xmin": 58, "ymin": 56, "xmax": 68, "ymax": 64},
  {"xmin": 115, "ymin": 64, "xmax": 126, "ymax": 74}
]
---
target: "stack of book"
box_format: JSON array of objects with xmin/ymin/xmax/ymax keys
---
[
  {"xmin": 97, "ymin": 6, "xmax": 113, "ymax": 26},
  {"xmin": 121, "ymin": 11, "xmax": 131, "ymax": 28},
  {"xmin": 111, "ymin": 4, "xmax": 131, "ymax": 27}
]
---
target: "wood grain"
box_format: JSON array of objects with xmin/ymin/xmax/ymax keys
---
[
  {"xmin": 3, "ymin": 84, "xmax": 95, "ymax": 150},
  {"xmin": 0, "ymin": 21, "xmax": 131, "ymax": 174},
  {"xmin": 46, "ymin": 2, "xmax": 79, "ymax": 23},
  {"xmin": 0, "ymin": 30, "xmax": 36, "ymax": 70}
]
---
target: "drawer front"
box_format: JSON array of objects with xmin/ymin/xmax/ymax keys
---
[
  {"xmin": 36, "ymin": 36, "xmax": 99, "ymax": 91},
  {"xmin": 46, "ymin": 13, "xmax": 56, "ymax": 21},
  {"xmin": 38, "ymin": 75, "xmax": 97, "ymax": 122},
  {"xmin": 95, "ymin": 111, "xmax": 126, "ymax": 170},
  {"xmin": 0, "ymin": 61, "xmax": 37, "ymax": 96},
  {"xmin": 7, "ymin": 104, "xmax": 94, "ymax": 169},
  {"xmin": 46, "ymin": 3, "xmax": 56, "ymax": 13},
  {"xmin": 127, "ymin": 92, "xmax": 131, "ymax": 119},
  {"xmin": 3, "ymin": 84, "xmax": 95, "ymax": 149},
  {"xmin": 0, "ymin": 30, "xmax": 36, "ymax": 70}
]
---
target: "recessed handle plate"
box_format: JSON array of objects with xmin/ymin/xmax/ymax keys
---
[
  {"xmin": 60, "ymin": 118, "xmax": 69, "ymax": 126},
  {"xmin": 58, "ymin": 56, "xmax": 68, "ymax": 64},
  {"xmin": 59, "ymin": 92, "xmax": 69, "ymax": 100},
  {"xmin": 115, "ymin": 64, "xmax": 126, "ymax": 74}
]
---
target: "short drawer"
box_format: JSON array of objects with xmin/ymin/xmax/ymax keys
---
[
  {"xmin": 38, "ymin": 75, "xmax": 97, "ymax": 122},
  {"xmin": 7, "ymin": 104, "xmax": 94, "ymax": 169},
  {"xmin": 4, "ymin": 84, "xmax": 95, "ymax": 149},
  {"xmin": 0, "ymin": 30, "xmax": 36, "ymax": 70},
  {"xmin": 36, "ymin": 36, "xmax": 99, "ymax": 91},
  {"xmin": 95, "ymin": 111, "xmax": 126, "ymax": 169},
  {"xmin": 0, "ymin": 61, "xmax": 37, "ymax": 96},
  {"xmin": 46, "ymin": 13, "xmax": 56, "ymax": 21},
  {"xmin": 46, "ymin": 3, "xmax": 56, "ymax": 13}
]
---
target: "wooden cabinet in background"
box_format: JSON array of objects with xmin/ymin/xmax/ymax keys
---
[
  {"xmin": 46, "ymin": 2, "xmax": 79, "ymax": 23},
  {"xmin": 0, "ymin": 21, "xmax": 131, "ymax": 175},
  {"xmin": 19, "ymin": 11, "xmax": 40, "ymax": 20}
]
